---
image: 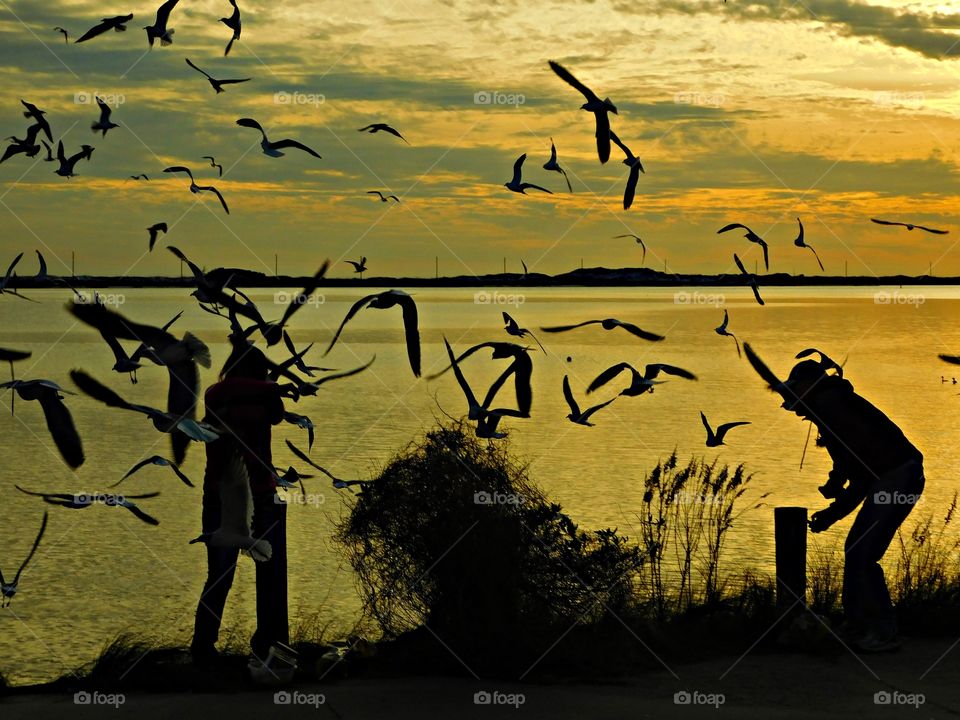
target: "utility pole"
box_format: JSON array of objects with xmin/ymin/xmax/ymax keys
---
[
  {"xmin": 275, "ymin": 254, "xmax": 278, "ymax": 278},
  {"xmin": 845, "ymin": 260, "xmax": 848, "ymax": 278},
  {"xmin": 503, "ymin": 257, "xmax": 506, "ymax": 274},
  {"xmin": 71, "ymin": 251, "xmax": 75, "ymax": 278},
  {"xmin": 435, "ymin": 256, "xmax": 438, "ymax": 279},
  {"xmin": 580, "ymin": 258, "xmax": 584, "ymax": 270}
]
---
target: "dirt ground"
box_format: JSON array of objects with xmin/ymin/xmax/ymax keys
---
[{"xmin": 3, "ymin": 635, "xmax": 960, "ymax": 718}]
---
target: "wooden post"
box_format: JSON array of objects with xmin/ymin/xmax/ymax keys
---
[{"xmin": 775, "ymin": 506, "xmax": 807, "ymax": 610}]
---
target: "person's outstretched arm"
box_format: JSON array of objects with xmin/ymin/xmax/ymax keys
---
[{"xmin": 810, "ymin": 473, "xmax": 868, "ymax": 532}]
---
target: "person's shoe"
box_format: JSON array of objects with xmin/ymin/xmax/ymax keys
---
[{"xmin": 855, "ymin": 629, "xmax": 901, "ymax": 653}]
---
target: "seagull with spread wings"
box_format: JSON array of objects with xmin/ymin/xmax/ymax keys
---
[
  {"xmin": 237, "ymin": 117, "xmax": 322, "ymax": 158},
  {"xmin": 357, "ymin": 123, "xmax": 408, "ymax": 144},
  {"xmin": 871, "ymin": 218, "xmax": 948, "ymax": 235},
  {"xmin": 17, "ymin": 487, "xmax": 160, "ymax": 525},
  {"xmin": 110, "ymin": 455, "xmax": 194, "ymax": 488},
  {"xmin": 609, "ymin": 130, "xmax": 644, "ymax": 210},
  {"xmin": 542, "ymin": 138, "xmax": 572, "ymax": 192},
  {"xmin": 0, "ymin": 511, "xmax": 47, "ymax": 607},
  {"xmin": 548, "ymin": 60, "xmax": 617, "ymax": 164},
  {"xmin": 75, "ymin": 14, "xmax": 133, "ymax": 43},
  {"xmin": 586, "ymin": 362, "xmax": 697, "ymax": 397},
  {"xmin": 324, "ymin": 289, "xmax": 420, "ymax": 377},
  {"xmin": 145, "ymin": 0, "xmax": 179, "ymax": 47},
  {"xmin": 540, "ymin": 317, "xmax": 664, "ymax": 342},
  {"xmin": 220, "ymin": 0, "xmax": 241, "ymax": 55},
  {"xmin": 0, "ymin": 380, "xmax": 84, "ymax": 467},
  {"xmin": 733, "ymin": 253, "xmax": 764, "ymax": 306},
  {"xmin": 504, "ymin": 153, "xmax": 552, "ymax": 195},
  {"xmin": 613, "ymin": 234, "xmax": 646, "ymax": 265},
  {"xmin": 793, "ymin": 217, "xmax": 824, "ymax": 271},
  {"xmin": 701, "ymin": 411, "xmax": 750, "ymax": 447},
  {"xmin": 719, "ymin": 222, "xmax": 769, "ymax": 271},
  {"xmin": 427, "ymin": 341, "xmax": 533, "ymax": 417},
  {"xmin": 714, "ymin": 309, "xmax": 741, "ymax": 358},
  {"xmin": 563, "ymin": 375, "xmax": 616, "ymax": 426},
  {"xmin": 90, "ymin": 97, "xmax": 119, "ymax": 136},
  {"xmin": 163, "ymin": 166, "xmax": 230, "ymax": 214},
  {"xmin": 185, "ymin": 58, "xmax": 250, "ymax": 94}
]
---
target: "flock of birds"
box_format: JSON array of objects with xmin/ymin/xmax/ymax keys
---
[{"xmin": 0, "ymin": 3, "xmax": 956, "ymax": 606}]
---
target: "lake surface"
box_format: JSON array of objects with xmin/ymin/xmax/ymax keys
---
[{"xmin": 1, "ymin": 285, "xmax": 959, "ymax": 684}]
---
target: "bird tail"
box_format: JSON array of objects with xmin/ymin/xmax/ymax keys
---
[
  {"xmin": 90, "ymin": 122, "xmax": 99, "ymax": 133},
  {"xmin": 161, "ymin": 29, "xmax": 175, "ymax": 46},
  {"xmin": 182, "ymin": 332, "xmax": 211, "ymax": 368},
  {"xmin": 243, "ymin": 539, "xmax": 273, "ymax": 563}
]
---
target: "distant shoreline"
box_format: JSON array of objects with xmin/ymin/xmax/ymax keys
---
[{"xmin": 10, "ymin": 267, "xmax": 959, "ymax": 289}]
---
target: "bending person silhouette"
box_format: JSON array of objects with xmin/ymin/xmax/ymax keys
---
[
  {"xmin": 192, "ymin": 341, "xmax": 288, "ymax": 668},
  {"xmin": 748, "ymin": 347, "xmax": 923, "ymax": 652}
]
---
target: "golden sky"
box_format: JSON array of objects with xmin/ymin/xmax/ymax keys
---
[{"xmin": 2, "ymin": 0, "xmax": 960, "ymax": 278}]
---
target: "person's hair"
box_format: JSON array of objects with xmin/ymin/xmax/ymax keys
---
[{"xmin": 220, "ymin": 341, "xmax": 269, "ymax": 381}]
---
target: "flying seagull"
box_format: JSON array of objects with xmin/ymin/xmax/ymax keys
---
[
  {"xmin": 41, "ymin": 140, "xmax": 54, "ymax": 162},
  {"xmin": 0, "ymin": 380, "xmax": 84, "ymax": 467},
  {"xmin": 163, "ymin": 166, "xmax": 230, "ymax": 214},
  {"xmin": 129, "ymin": 173, "xmax": 149, "ymax": 180},
  {"xmin": 324, "ymin": 289, "xmax": 420, "ymax": 377},
  {"xmin": 346, "ymin": 257, "xmax": 367, "ymax": 278},
  {"xmin": 542, "ymin": 138, "xmax": 572, "ymax": 192},
  {"xmin": 0, "ymin": 346, "xmax": 31, "ymax": 384},
  {"xmin": 283, "ymin": 411, "xmax": 315, "ymax": 451},
  {"xmin": 504, "ymin": 153, "xmax": 552, "ymax": 195},
  {"xmin": 147, "ymin": 223, "xmax": 167, "ymax": 252},
  {"xmin": 609, "ymin": 130, "xmax": 644, "ymax": 210},
  {"xmin": 55, "ymin": 141, "xmax": 95, "ymax": 178},
  {"xmin": 502, "ymin": 312, "xmax": 546, "ymax": 353},
  {"xmin": 281, "ymin": 332, "xmax": 332, "ymax": 378},
  {"xmin": 202, "ymin": 156, "xmax": 223, "ymax": 176},
  {"xmin": 145, "ymin": 0, "xmax": 179, "ymax": 47},
  {"xmin": 16, "ymin": 486, "xmax": 159, "ymax": 525},
  {"xmin": 286, "ymin": 440, "xmax": 369, "ymax": 491},
  {"xmin": 357, "ymin": 123, "xmax": 408, "ymax": 144},
  {"xmin": 540, "ymin": 317, "xmax": 664, "ymax": 342},
  {"xmin": 90, "ymin": 96, "xmax": 119, "ymax": 136},
  {"xmin": 548, "ymin": 60, "xmax": 617, "ymax": 164},
  {"xmin": 613, "ymin": 234, "xmax": 646, "ymax": 265},
  {"xmin": 733, "ymin": 253, "xmax": 764, "ymax": 306},
  {"xmin": 110, "ymin": 455, "xmax": 193, "ymax": 488},
  {"xmin": 20, "ymin": 100, "xmax": 52, "ymax": 143},
  {"xmin": 220, "ymin": 0, "xmax": 241, "ymax": 55},
  {"xmin": 0, "ymin": 252, "xmax": 35, "ymax": 302},
  {"xmin": 793, "ymin": 217, "xmax": 824, "ymax": 271},
  {"xmin": 701, "ymin": 411, "xmax": 750, "ymax": 447},
  {"xmin": 427, "ymin": 341, "xmax": 533, "ymax": 417},
  {"xmin": 54, "ymin": 27, "xmax": 69, "ymax": 43},
  {"xmin": 75, "ymin": 14, "xmax": 134, "ymax": 43},
  {"xmin": 718, "ymin": 223, "xmax": 769, "ymax": 271},
  {"xmin": 871, "ymin": 218, "xmax": 948, "ymax": 235},
  {"xmin": 185, "ymin": 58, "xmax": 250, "ymax": 94},
  {"xmin": 367, "ymin": 190, "xmax": 399, "ymax": 202},
  {"xmin": 714, "ymin": 309, "xmax": 741, "ymax": 358},
  {"xmin": 0, "ymin": 511, "xmax": 47, "ymax": 607},
  {"xmin": 562, "ymin": 375, "xmax": 616, "ymax": 426},
  {"xmin": 236, "ymin": 118, "xmax": 322, "ymax": 158},
  {"xmin": 586, "ymin": 362, "xmax": 697, "ymax": 397},
  {"xmin": 190, "ymin": 442, "xmax": 271, "ymax": 560}
]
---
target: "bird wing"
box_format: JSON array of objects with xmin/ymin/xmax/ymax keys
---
[
  {"xmin": 35, "ymin": 250, "xmax": 47, "ymax": 278},
  {"xmin": 118, "ymin": 498, "xmax": 160, "ymax": 525},
  {"xmin": 444, "ymin": 338, "xmax": 478, "ymax": 410},
  {"xmin": 622, "ymin": 164, "xmax": 640, "ymax": 210},
  {"xmin": 75, "ymin": 20, "xmax": 111, "ymax": 42},
  {"xmin": 155, "ymin": 0, "xmax": 179, "ymax": 26},
  {"xmin": 580, "ymin": 397, "xmax": 616, "ymax": 423},
  {"xmin": 163, "ymin": 165, "xmax": 195, "ymax": 182},
  {"xmin": 646, "ymin": 363, "xmax": 697, "ymax": 381},
  {"xmin": 586, "ymin": 362, "xmax": 633, "ymax": 394},
  {"xmin": 3, "ymin": 252, "xmax": 23, "ymax": 284},
  {"xmin": 398, "ymin": 294, "xmax": 421, "ymax": 377},
  {"xmin": 750, "ymin": 282, "xmax": 765, "ymax": 306},
  {"xmin": 169, "ymin": 463, "xmax": 194, "ymax": 487},
  {"xmin": 715, "ymin": 421, "xmax": 751, "ymax": 442},
  {"xmin": 185, "ymin": 57, "xmax": 212, "ymax": 79},
  {"xmin": 279, "ymin": 262, "xmax": 330, "ymax": 327},
  {"xmin": 548, "ymin": 60, "xmax": 599, "ymax": 103},
  {"xmin": 562, "ymin": 375, "xmax": 580, "ymax": 416},
  {"xmin": 733, "ymin": 253, "xmax": 749, "ymax": 275},
  {"xmin": 594, "ymin": 112, "xmax": 611, "ymax": 164},
  {"xmin": 718, "ymin": 223, "xmax": 750, "ymax": 235},
  {"xmin": 271, "ymin": 138, "xmax": 322, "ymax": 158},
  {"xmin": 96, "ymin": 96, "xmax": 111, "ymax": 121},
  {"xmin": 219, "ymin": 442, "xmax": 254, "ymax": 537},
  {"xmin": 511, "ymin": 154, "xmax": 525, "ymax": 185},
  {"xmin": 217, "ymin": 77, "xmax": 251, "ymax": 86},
  {"xmin": 236, "ymin": 117, "xmax": 266, "ymax": 137},
  {"xmin": 70, "ymin": 301, "xmax": 176, "ymax": 351},
  {"xmin": 194, "ymin": 185, "xmax": 230, "ymax": 214},
  {"xmin": 613, "ymin": 321, "xmax": 664, "ymax": 342},
  {"xmin": 870, "ymin": 218, "xmax": 903, "ymax": 227},
  {"xmin": 539, "ymin": 320, "xmax": 597, "ymax": 333},
  {"xmin": 424, "ymin": 342, "xmax": 502, "ymax": 380},
  {"xmin": 12, "ymin": 511, "xmax": 48, "ymax": 585},
  {"xmin": 939, "ymin": 354, "xmax": 960, "ymax": 366},
  {"xmin": 113, "ymin": 456, "xmax": 158, "ymax": 486},
  {"xmin": 743, "ymin": 343, "xmax": 785, "ymax": 395},
  {"xmin": 0, "ymin": 347, "xmax": 30, "ymax": 363},
  {"xmin": 548, "ymin": 140, "xmax": 557, "ymax": 164},
  {"xmin": 918, "ymin": 225, "xmax": 948, "ymax": 235},
  {"xmin": 70, "ymin": 369, "xmax": 149, "ymax": 414},
  {"xmin": 36, "ymin": 390, "xmax": 84, "ymax": 468},
  {"xmin": 700, "ymin": 411, "xmax": 713, "ymax": 438},
  {"xmin": 324, "ymin": 293, "xmax": 377, "ymax": 355},
  {"xmin": 806, "ymin": 244, "xmax": 825, "ymax": 271},
  {"xmin": 310, "ymin": 355, "xmax": 376, "ymax": 387}
]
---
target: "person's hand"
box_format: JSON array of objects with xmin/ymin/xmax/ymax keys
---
[{"xmin": 809, "ymin": 509, "xmax": 835, "ymax": 534}]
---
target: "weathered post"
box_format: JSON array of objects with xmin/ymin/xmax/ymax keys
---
[{"xmin": 774, "ymin": 506, "xmax": 807, "ymax": 610}]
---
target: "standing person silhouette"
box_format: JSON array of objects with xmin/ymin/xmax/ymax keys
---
[
  {"xmin": 191, "ymin": 341, "xmax": 289, "ymax": 668},
  {"xmin": 748, "ymin": 349, "xmax": 923, "ymax": 652}
]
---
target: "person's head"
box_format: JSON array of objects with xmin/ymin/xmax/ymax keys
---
[
  {"xmin": 780, "ymin": 360, "xmax": 828, "ymax": 415},
  {"xmin": 220, "ymin": 341, "xmax": 269, "ymax": 381}
]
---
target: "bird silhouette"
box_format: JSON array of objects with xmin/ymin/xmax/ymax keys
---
[{"xmin": 548, "ymin": 60, "xmax": 617, "ymax": 163}]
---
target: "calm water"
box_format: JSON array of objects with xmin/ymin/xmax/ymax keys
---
[{"xmin": 1, "ymin": 285, "xmax": 959, "ymax": 684}]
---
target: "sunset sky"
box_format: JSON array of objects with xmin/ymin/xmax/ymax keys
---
[{"xmin": 2, "ymin": 0, "xmax": 960, "ymax": 279}]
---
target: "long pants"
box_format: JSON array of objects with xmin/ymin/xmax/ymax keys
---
[
  {"xmin": 192, "ymin": 489, "xmax": 288, "ymax": 660},
  {"xmin": 843, "ymin": 458, "xmax": 924, "ymax": 635}
]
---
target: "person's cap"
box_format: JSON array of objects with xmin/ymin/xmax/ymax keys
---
[{"xmin": 780, "ymin": 360, "xmax": 827, "ymax": 409}]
